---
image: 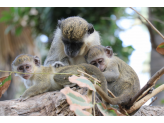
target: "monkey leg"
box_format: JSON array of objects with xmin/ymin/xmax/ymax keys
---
[{"xmin": 18, "ymin": 82, "xmax": 51, "ymax": 102}]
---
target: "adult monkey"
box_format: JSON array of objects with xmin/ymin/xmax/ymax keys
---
[{"xmin": 44, "ymin": 16, "xmax": 101, "ymax": 66}]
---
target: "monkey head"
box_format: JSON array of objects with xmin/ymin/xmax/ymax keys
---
[
  {"xmin": 85, "ymin": 45, "xmax": 113, "ymax": 72},
  {"xmin": 12, "ymin": 54, "xmax": 40, "ymax": 80},
  {"xmin": 58, "ymin": 16, "xmax": 95, "ymax": 58}
]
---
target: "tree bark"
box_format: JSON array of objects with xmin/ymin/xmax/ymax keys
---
[
  {"xmin": 134, "ymin": 105, "xmax": 164, "ymax": 116},
  {"xmin": 0, "ymin": 87, "xmax": 103, "ymax": 116},
  {"xmin": 0, "ymin": 86, "xmax": 163, "ymax": 116}
]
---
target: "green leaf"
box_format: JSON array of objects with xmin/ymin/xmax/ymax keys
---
[
  {"xmin": 77, "ymin": 78, "xmax": 96, "ymax": 91},
  {"xmin": 97, "ymin": 103, "xmax": 117, "ymax": 116},
  {"xmin": 15, "ymin": 26, "xmax": 23, "ymax": 35},
  {"xmin": 0, "ymin": 16, "xmax": 12, "ymax": 22},
  {"xmin": 60, "ymin": 87, "xmax": 93, "ymax": 109},
  {"xmin": 161, "ymin": 99, "xmax": 164, "ymax": 104},
  {"xmin": 159, "ymin": 44, "xmax": 164, "ymax": 48},
  {"xmin": 69, "ymin": 75, "xmax": 96, "ymax": 91},
  {"xmin": 10, "ymin": 7, "xmax": 15, "ymax": 13},
  {"xmin": 67, "ymin": 92, "xmax": 93, "ymax": 107},
  {"xmin": 74, "ymin": 108, "xmax": 93, "ymax": 116},
  {"xmin": 0, "ymin": 75, "xmax": 11, "ymax": 87}
]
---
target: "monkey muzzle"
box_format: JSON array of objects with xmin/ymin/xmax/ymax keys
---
[
  {"xmin": 22, "ymin": 74, "xmax": 31, "ymax": 80},
  {"xmin": 66, "ymin": 50, "xmax": 79, "ymax": 58}
]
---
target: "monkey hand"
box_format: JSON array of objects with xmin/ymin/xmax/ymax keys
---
[
  {"xmin": 52, "ymin": 61, "xmax": 65, "ymax": 68},
  {"xmin": 17, "ymin": 95, "xmax": 29, "ymax": 102},
  {"xmin": 147, "ymin": 88, "xmax": 154, "ymax": 94}
]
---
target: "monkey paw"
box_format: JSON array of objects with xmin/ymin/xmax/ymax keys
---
[
  {"xmin": 52, "ymin": 61, "xmax": 65, "ymax": 68},
  {"xmin": 17, "ymin": 96, "xmax": 28, "ymax": 102}
]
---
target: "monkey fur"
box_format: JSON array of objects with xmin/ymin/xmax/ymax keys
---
[
  {"xmin": 85, "ymin": 45, "xmax": 140, "ymax": 108},
  {"xmin": 12, "ymin": 54, "xmax": 107, "ymax": 102},
  {"xmin": 44, "ymin": 16, "xmax": 101, "ymax": 66}
]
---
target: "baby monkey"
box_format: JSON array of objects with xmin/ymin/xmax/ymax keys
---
[
  {"xmin": 12, "ymin": 54, "xmax": 108, "ymax": 102},
  {"xmin": 85, "ymin": 45, "xmax": 140, "ymax": 107}
]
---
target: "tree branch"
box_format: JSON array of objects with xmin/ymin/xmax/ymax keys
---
[
  {"xmin": 127, "ymin": 84, "xmax": 164, "ymax": 114},
  {"xmin": 126, "ymin": 66, "xmax": 164, "ymax": 108}
]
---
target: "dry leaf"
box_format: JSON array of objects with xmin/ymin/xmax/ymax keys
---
[
  {"xmin": 156, "ymin": 42, "xmax": 164, "ymax": 55},
  {"xmin": 69, "ymin": 75, "xmax": 96, "ymax": 91},
  {"xmin": 0, "ymin": 75, "xmax": 11, "ymax": 98}
]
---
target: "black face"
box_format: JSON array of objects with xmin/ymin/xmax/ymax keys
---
[{"xmin": 62, "ymin": 38, "xmax": 84, "ymax": 58}]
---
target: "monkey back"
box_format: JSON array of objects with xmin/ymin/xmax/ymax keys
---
[{"xmin": 61, "ymin": 17, "xmax": 88, "ymax": 41}]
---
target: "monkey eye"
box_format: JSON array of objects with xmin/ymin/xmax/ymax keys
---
[
  {"xmin": 91, "ymin": 62, "xmax": 97, "ymax": 66},
  {"xmin": 26, "ymin": 65, "xmax": 30, "ymax": 70},
  {"xmin": 18, "ymin": 66, "xmax": 24, "ymax": 71},
  {"xmin": 98, "ymin": 59, "xmax": 103, "ymax": 64}
]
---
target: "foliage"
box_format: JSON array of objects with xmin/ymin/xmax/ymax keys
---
[
  {"xmin": 150, "ymin": 8, "xmax": 164, "ymax": 32},
  {"xmin": 0, "ymin": 7, "xmax": 134, "ymax": 63},
  {"xmin": 0, "ymin": 75, "xmax": 11, "ymax": 98},
  {"xmin": 61, "ymin": 75, "xmax": 118, "ymax": 116}
]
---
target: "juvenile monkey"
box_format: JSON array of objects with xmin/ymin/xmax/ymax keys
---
[
  {"xmin": 85, "ymin": 45, "xmax": 140, "ymax": 107},
  {"xmin": 44, "ymin": 16, "xmax": 101, "ymax": 67},
  {"xmin": 12, "ymin": 54, "xmax": 107, "ymax": 101}
]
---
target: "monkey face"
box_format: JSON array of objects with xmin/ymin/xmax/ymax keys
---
[
  {"xmin": 17, "ymin": 63, "xmax": 33, "ymax": 80},
  {"xmin": 90, "ymin": 58, "xmax": 106, "ymax": 72},
  {"xmin": 62, "ymin": 38, "xmax": 84, "ymax": 58}
]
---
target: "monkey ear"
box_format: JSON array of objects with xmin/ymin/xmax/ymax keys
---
[
  {"xmin": 57, "ymin": 20, "xmax": 62, "ymax": 28},
  {"xmin": 88, "ymin": 24, "xmax": 94, "ymax": 34},
  {"xmin": 33, "ymin": 56, "xmax": 41, "ymax": 66},
  {"xmin": 105, "ymin": 46, "xmax": 113, "ymax": 58}
]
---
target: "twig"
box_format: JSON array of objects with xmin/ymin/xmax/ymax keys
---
[
  {"xmin": 130, "ymin": 7, "xmax": 164, "ymax": 40},
  {"xmin": 149, "ymin": 97, "xmax": 157, "ymax": 106},
  {"xmin": 93, "ymin": 80, "xmax": 96, "ymax": 116},
  {"xmin": 141, "ymin": 111, "xmax": 147, "ymax": 116},
  {"xmin": 127, "ymin": 84, "xmax": 164, "ymax": 114},
  {"xmin": 0, "ymin": 70, "xmax": 73, "ymax": 75},
  {"xmin": 77, "ymin": 70, "xmax": 101, "ymax": 84}
]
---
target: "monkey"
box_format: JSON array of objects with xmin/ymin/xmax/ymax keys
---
[
  {"xmin": 12, "ymin": 54, "xmax": 108, "ymax": 102},
  {"xmin": 44, "ymin": 16, "xmax": 101, "ymax": 67},
  {"xmin": 85, "ymin": 45, "xmax": 140, "ymax": 108}
]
